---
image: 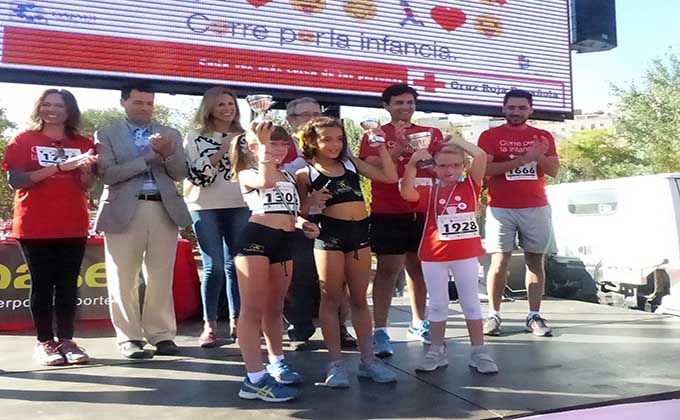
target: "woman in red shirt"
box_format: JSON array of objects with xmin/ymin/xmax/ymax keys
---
[
  {"xmin": 2, "ymin": 89, "xmax": 97, "ymax": 366},
  {"xmin": 400, "ymin": 136, "xmax": 498, "ymax": 374}
]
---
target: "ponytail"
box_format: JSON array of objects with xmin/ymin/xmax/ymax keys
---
[{"xmin": 229, "ymin": 133, "xmax": 257, "ymax": 180}]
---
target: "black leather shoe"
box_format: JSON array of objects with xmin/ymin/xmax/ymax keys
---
[
  {"xmin": 340, "ymin": 325, "xmax": 357, "ymax": 349},
  {"xmin": 155, "ymin": 340, "xmax": 179, "ymax": 355},
  {"xmin": 119, "ymin": 341, "xmax": 146, "ymax": 359}
]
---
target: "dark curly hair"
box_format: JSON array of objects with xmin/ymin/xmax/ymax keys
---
[{"xmin": 299, "ymin": 117, "xmax": 347, "ymax": 161}]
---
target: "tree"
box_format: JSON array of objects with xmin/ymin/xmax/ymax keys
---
[
  {"xmin": 343, "ymin": 118, "xmax": 372, "ymax": 210},
  {"xmin": 554, "ymin": 129, "xmax": 643, "ymax": 183},
  {"xmin": 0, "ymin": 107, "xmax": 18, "ymax": 221},
  {"xmin": 80, "ymin": 104, "xmax": 192, "ymax": 137},
  {"xmin": 613, "ymin": 52, "xmax": 680, "ymax": 173}
]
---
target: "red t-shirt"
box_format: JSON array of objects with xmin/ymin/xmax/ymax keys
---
[
  {"xmin": 359, "ymin": 123, "xmax": 444, "ymax": 214},
  {"xmin": 283, "ymin": 132, "xmax": 301, "ymax": 164},
  {"xmin": 478, "ymin": 124, "xmax": 557, "ymax": 209},
  {"xmin": 418, "ymin": 176, "xmax": 485, "ymax": 262},
  {"xmin": 1, "ymin": 131, "xmax": 94, "ymax": 239}
]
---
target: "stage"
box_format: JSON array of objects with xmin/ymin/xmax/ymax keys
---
[{"xmin": 0, "ymin": 298, "xmax": 678, "ymax": 419}]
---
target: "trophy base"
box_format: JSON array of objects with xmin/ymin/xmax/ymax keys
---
[{"xmin": 415, "ymin": 159, "xmax": 435, "ymax": 169}]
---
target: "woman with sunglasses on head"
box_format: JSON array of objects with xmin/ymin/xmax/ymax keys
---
[
  {"xmin": 230, "ymin": 121, "xmax": 319, "ymax": 402},
  {"xmin": 1, "ymin": 88, "xmax": 97, "ymax": 366},
  {"xmin": 184, "ymin": 87, "xmax": 250, "ymax": 347}
]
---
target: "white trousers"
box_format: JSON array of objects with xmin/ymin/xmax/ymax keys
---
[
  {"xmin": 104, "ymin": 201, "xmax": 179, "ymax": 345},
  {"xmin": 421, "ymin": 258, "xmax": 482, "ymax": 322}
]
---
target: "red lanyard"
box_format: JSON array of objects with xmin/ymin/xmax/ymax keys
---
[{"xmin": 433, "ymin": 181, "xmax": 458, "ymax": 217}]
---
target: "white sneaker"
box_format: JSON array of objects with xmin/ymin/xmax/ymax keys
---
[
  {"xmin": 469, "ymin": 346, "xmax": 499, "ymax": 374},
  {"xmin": 416, "ymin": 345, "xmax": 448, "ymax": 372},
  {"xmin": 34, "ymin": 340, "xmax": 65, "ymax": 366},
  {"xmin": 58, "ymin": 339, "xmax": 90, "ymax": 365}
]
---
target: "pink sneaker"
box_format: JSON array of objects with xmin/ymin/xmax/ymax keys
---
[
  {"xmin": 34, "ymin": 340, "xmax": 66, "ymax": 366},
  {"xmin": 58, "ymin": 339, "xmax": 90, "ymax": 364},
  {"xmin": 198, "ymin": 331, "xmax": 217, "ymax": 348}
]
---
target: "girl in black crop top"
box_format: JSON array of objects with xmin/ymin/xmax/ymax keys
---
[{"xmin": 295, "ymin": 117, "xmax": 400, "ymax": 386}]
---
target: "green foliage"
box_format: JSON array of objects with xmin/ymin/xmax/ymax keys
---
[
  {"xmin": 613, "ymin": 52, "xmax": 680, "ymax": 173},
  {"xmin": 343, "ymin": 118, "xmax": 372, "ymax": 211},
  {"xmin": 80, "ymin": 104, "xmax": 193, "ymax": 137},
  {"xmin": 0, "ymin": 108, "xmax": 16, "ymax": 135},
  {"xmin": 0, "ymin": 107, "xmax": 18, "ymax": 221},
  {"xmin": 554, "ymin": 129, "xmax": 643, "ymax": 183}
]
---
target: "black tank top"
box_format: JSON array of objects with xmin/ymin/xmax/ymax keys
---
[{"xmin": 308, "ymin": 158, "xmax": 364, "ymax": 207}]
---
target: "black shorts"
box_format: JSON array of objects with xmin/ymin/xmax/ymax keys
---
[
  {"xmin": 235, "ymin": 222, "xmax": 295, "ymax": 263},
  {"xmin": 369, "ymin": 212, "xmax": 425, "ymax": 255},
  {"xmin": 314, "ymin": 216, "xmax": 370, "ymax": 253}
]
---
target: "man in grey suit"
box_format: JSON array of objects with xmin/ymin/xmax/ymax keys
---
[{"xmin": 95, "ymin": 85, "xmax": 191, "ymax": 359}]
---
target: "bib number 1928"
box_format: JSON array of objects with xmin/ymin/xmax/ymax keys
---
[{"xmin": 437, "ymin": 212, "xmax": 479, "ymax": 241}]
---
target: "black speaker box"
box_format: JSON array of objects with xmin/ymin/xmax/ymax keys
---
[{"xmin": 571, "ymin": 0, "xmax": 618, "ymax": 53}]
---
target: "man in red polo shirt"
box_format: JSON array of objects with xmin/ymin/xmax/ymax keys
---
[
  {"xmin": 478, "ymin": 89, "xmax": 560, "ymax": 337},
  {"xmin": 359, "ymin": 83, "xmax": 444, "ymax": 357}
]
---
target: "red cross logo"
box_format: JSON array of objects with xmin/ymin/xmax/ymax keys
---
[{"xmin": 412, "ymin": 73, "xmax": 445, "ymax": 93}]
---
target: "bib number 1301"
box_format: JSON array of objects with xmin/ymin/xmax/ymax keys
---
[
  {"xmin": 264, "ymin": 190, "xmax": 296, "ymax": 204},
  {"xmin": 262, "ymin": 182, "xmax": 298, "ymax": 212},
  {"xmin": 437, "ymin": 212, "xmax": 479, "ymax": 241}
]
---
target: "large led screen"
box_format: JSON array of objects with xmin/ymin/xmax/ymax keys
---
[{"xmin": 0, "ymin": 1, "xmax": 573, "ymax": 117}]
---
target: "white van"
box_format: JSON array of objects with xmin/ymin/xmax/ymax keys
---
[{"xmin": 546, "ymin": 173, "xmax": 680, "ymax": 315}]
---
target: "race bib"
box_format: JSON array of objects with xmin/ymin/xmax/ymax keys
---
[
  {"xmin": 505, "ymin": 161, "xmax": 537, "ymax": 181},
  {"xmin": 261, "ymin": 181, "xmax": 299, "ymax": 213},
  {"xmin": 35, "ymin": 146, "xmax": 82, "ymax": 167},
  {"xmin": 437, "ymin": 211, "xmax": 479, "ymax": 241},
  {"xmin": 398, "ymin": 177, "xmax": 433, "ymax": 189}
]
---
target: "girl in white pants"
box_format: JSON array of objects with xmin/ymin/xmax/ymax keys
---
[{"xmin": 400, "ymin": 136, "xmax": 499, "ymax": 374}]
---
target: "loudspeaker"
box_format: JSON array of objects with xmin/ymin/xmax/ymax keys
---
[{"xmin": 570, "ymin": 0, "xmax": 617, "ymax": 53}]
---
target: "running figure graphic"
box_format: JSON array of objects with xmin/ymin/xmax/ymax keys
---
[{"xmin": 399, "ymin": 0, "xmax": 424, "ymax": 27}]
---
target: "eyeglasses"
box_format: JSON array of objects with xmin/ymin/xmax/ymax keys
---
[{"xmin": 289, "ymin": 112, "xmax": 322, "ymax": 119}]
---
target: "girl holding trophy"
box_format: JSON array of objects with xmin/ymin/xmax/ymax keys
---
[
  {"xmin": 230, "ymin": 97, "xmax": 319, "ymax": 402},
  {"xmin": 400, "ymin": 135, "xmax": 499, "ymax": 374}
]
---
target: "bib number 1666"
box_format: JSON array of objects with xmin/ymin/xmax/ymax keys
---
[{"xmin": 505, "ymin": 162, "xmax": 537, "ymax": 181}]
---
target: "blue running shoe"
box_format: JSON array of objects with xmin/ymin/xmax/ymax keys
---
[
  {"xmin": 373, "ymin": 329, "xmax": 393, "ymax": 358},
  {"xmin": 407, "ymin": 321, "xmax": 432, "ymax": 345},
  {"xmin": 324, "ymin": 360, "xmax": 350, "ymax": 388},
  {"xmin": 358, "ymin": 359, "xmax": 397, "ymax": 383},
  {"xmin": 238, "ymin": 373, "xmax": 298, "ymax": 402},
  {"xmin": 267, "ymin": 360, "xmax": 303, "ymax": 385}
]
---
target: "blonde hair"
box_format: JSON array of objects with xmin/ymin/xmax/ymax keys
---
[
  {"xmin": 229, "ymin": 133, "xmax": 256, "ymax": 181},
  {"xmin": 436, "ymin": 144, "xmax": 466, "ymax": 158},
  {"xmin": 193, "ymin": 87, "xmax": 243, "ymax": 135}
]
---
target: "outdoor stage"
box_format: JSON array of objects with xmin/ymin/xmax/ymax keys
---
[{"xmin": 0, "ymin": 298, "xmax": 678, "ymax": 419}]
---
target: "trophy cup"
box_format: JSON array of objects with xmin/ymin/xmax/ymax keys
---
[
  {"xmin": 359, "ymin": 118, "xmax": 384, "ymax": 143},
  {"xmin": 246, "ymin": 94, "xmax": 275, "ymax": 123},
  {"xmin": 407, "ymin": 131, "xmax": 435, "ymax": 168}
]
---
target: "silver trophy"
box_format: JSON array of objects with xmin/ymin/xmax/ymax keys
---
[
  {"xmin": 360, "ymin": 118, "xmax": 385, "ymax": 143},
  {"xmin": 407, "ymin": 131, "xmax": 435, "ymax": 168},
  {"xmin": 246, "ymin": 94, "xmax": 275, "ymax": 123}
]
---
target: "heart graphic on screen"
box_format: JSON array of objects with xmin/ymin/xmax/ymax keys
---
[
  {"xmin": 431, "ymin": 6, "xmax": 466, "ymax": 32},
  {"xmin": 247, "ymin": 0, "xmax": 272, "ymax": 7}
]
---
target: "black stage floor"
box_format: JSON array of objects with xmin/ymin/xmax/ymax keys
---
[{"xmin": 1, "ymin": 297, "xmax": 679, "ymax": 419}]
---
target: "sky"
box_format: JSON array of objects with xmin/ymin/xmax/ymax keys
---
[{"xmin": 0, "ymin": 0, "xmax": 678, "ymax": 133}]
